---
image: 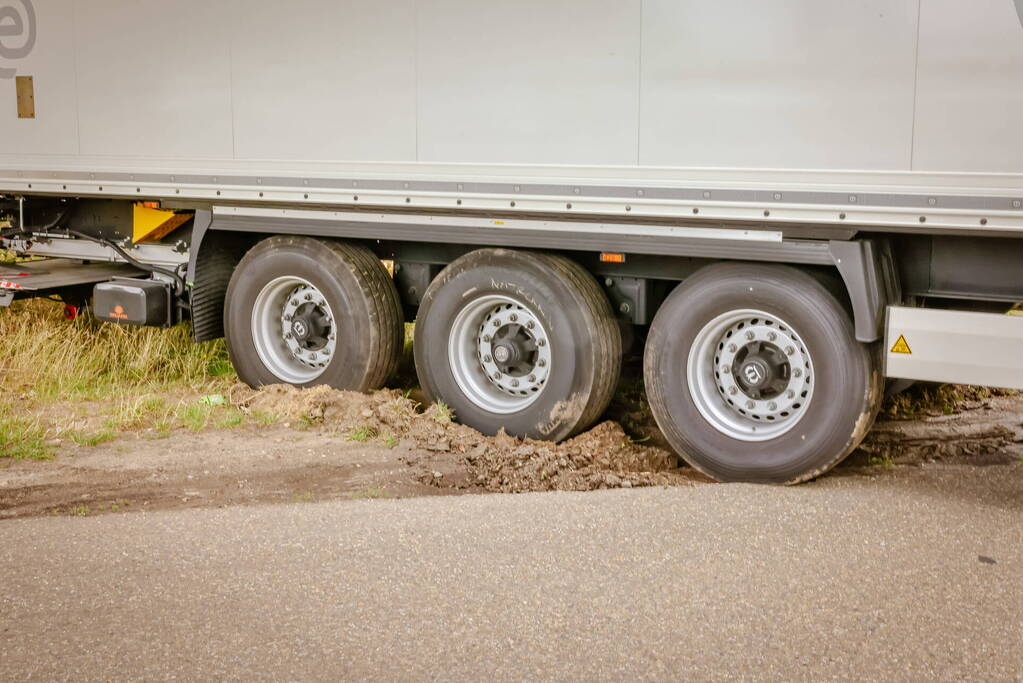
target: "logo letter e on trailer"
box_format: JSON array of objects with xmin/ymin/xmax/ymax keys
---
[{"xmin": 0, "ymin": 0, "xmax": 36, "ymax": 79}]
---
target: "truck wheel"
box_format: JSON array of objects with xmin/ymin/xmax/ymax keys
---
[
  {"xmin": 224, "ymin": 236, "xmax": 402, "ymax": 391},
  {"xmin": 415, "ymin": 249, "xmax": 621, "ymax": 441},
  {"xmin": 644, "ymin": 262, "xmax": 881, "ymax": 484}
]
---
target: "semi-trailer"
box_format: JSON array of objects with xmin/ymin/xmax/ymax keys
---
[{"xmin": 2, "ymin": 0, "xmax": 1023, "ymax": 483}]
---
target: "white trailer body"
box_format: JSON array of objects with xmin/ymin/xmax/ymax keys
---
[
  {"xmin": 2, "ymin": 0, "xmax": 1023, "ymax": 483},
  {"xmin": 0, "ymin": 0, "xmax": 1021, "ymax": 228}
]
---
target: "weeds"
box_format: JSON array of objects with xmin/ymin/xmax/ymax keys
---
[
  {"xmin": 347, "ymin": 425, "xmax": 377, "ymax": 442},
  {"xmin": 214, "ymin": 408, "xmax": 246, "ymax": 429},
  {"xmin": 105, "ymin": 395, "xmax": 167, "ymax": 431},
  {"xmin": 69, "ymin": 430, "xmax": 116, "ymax": 447},
  {"xmin": 869, "ymin": 454, "xmax": 894, "ymax": 470},
  {"xmin": 430, "ymin": 401, "xmax": 453, "ymax": 425},
  {"xmin": 251, "ymin": 410, "xmax": 279, "ymax": 426},
  {"xmin": 0, "ymin": 411, "xmax": 54, "ymax": 460},
  {"xmin": 176, "ymin": 401, "xmax": 216, "ymax": 432},
  {"xmin": 380, "ymin": 432, "xmax": 399, "ymax": 448},
  {"xmin": 0, "ymin": 299, "xmax": 234, "ymax": 404}
]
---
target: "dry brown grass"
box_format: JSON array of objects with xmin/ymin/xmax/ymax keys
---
[{"xmin": 0, "ymin": 298, "xmax": 237, "ymax": 459}]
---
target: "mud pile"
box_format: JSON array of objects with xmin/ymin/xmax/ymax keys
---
[{"xmin": 230, "ymin": 384, "xmax": 697, "ymax": 493}]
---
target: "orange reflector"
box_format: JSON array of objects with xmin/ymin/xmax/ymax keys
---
[
  {"xmin": 142, "ymin": 201, "xmax": 161, "ymax": 209},
  {"xmin": 600, "ymin": 252, "xmax": 626, "ymax": 264}
]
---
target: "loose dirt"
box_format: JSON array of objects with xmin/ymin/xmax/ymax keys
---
[{"xmin": 1, "ymin": 377, "xmax": 1021, "ymax": 519}]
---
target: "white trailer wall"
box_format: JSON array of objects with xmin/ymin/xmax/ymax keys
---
[{"xmin": 1, "ymin": 0, "xmax": 1022, "ymax": 200}]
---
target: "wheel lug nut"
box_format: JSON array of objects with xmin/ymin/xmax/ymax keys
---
[
  {"xmin": 721, "ymin": 365, "xmax": 730, "ymax": 374},
  {"xmin": 493, "ymin": 372, "xmax": 502, "ymax": 380},
  {"xmin": 793, "ymin": 369, "xmax": 802, "ymax": 378},
  {"xmin": 727, "ymin": 344, "xmax": 737, "ymax": 353},
  {"xmin": 538, "ymin": 359, "xmax": 547, "ymax": 367},
  {"xmin": 493, "ymin": 320, "xmax": 501, "ymax": 327},
  {"xmin": 285, "ymin": 332, "xmax": 293, "ymax": 339},
  {"xmin": 483, "ymin": 335, "xmax": 491, "ymax": 342},
  {"xmin": 512, "ymin": 379, "xmax": 520, "ymax": 387},
  {"xmin": 510, "ymin": 314, "xmax": 518, "ymax": 322},
  {"xmin": 745, "ymin": 400, "xmax": 755, "ymax": 410},
  {"xmin": 304, "ymin": 294, "xmax": 313, "ymax": 301},
  {"xmin": 786, "ymin": 346, "xmax": 795, "ymax": 356},
  {"xmin": 767, "ymin": 332, "xmax": 777, "ymax": 342},
  {"xmin": 745, "ymin": 331, "xmax": 755, "ymax": 341},
  {"xmin": 528, "ymin": 375, "xmax": 536, "ymax": 382},
  {"xmin": 537, "ymin": 339, "xmax": 546, "ymax": 347},
  {"xmin": 284, "ymin": 314, "xmax": 292, "ymax": 321},
  {"xmin": 787, "ymin": 390, "xmax": 795, "ymax": 399},
  {"xmin": 484, "ymin": 354, "xmax": 492, "ymax": 363},
  {"xmin": 526, "ymin": 321, "xmax": 535, "ymax": 330},
  {"xmin": 728, "ymin": 386, "xmax": 738, "ymax": 396},
  {"xmin": 768, "ymin": 402, "xmax": 778, "ymax": 411}
]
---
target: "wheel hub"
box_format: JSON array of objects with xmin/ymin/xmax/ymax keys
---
[
  {"xmin": 733, "ymin": 343, "xmax": 790, "ymax": 398},
  {"xmin": 447, "ymin": 295, "xmax": 552, "ymax": 414},
  {"xmin": 289, "ymin": 303, "xmax": 330, "ymax": 349},
  {"xmin": 490, "ymin": 323, "xmax": 537, "ymax": 376},
  {"xmin": 687, "ymin": 310, "xmax": 814, "ymax": 441},
  {"xmin": 251, "ymin": 278, "xmax": 338, "ymax": 384}
]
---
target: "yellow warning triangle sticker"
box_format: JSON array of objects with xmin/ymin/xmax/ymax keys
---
[{"xmin": 890, "ymin": 334, "xmax": 912, "ymax": 354}]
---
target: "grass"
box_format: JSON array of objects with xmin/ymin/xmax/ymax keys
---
[
  {"xmin": 347, "ymin": 425, "xmax": 377, "ymax": 442},
  {"xmin": 0, "ymin": 413, "xmax": 54, "ymax": 460},
  {"xmin": 0, "ymin": 299, "xmax": 234, "ymax": 405},
  {"xmin": 251, "ymin": 410, "xmax": 279, "ymax": 426},
  {"xmin": 214, "ymin": 408, "xmax": 246, "ymax": 429},
  {"xmin": 0, "ymin": 297, "xmax": 243, "ymax": 458},
  {"xmin": 430, "ymin": 401, "xmax": 453, "ymax": 425},
  {"xmin": 68, "ymin": 429, "xmax": 116, "ymax": 447},
  {"xmin": 869, "ymin": 454, "xmax": 895, "ymax": 470}
]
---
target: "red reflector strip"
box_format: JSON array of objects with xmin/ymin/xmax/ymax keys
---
[{"xmin": 0, "ymin": 281, "xmax": 23, "ymax": 289}]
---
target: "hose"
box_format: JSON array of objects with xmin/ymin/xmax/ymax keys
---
[{"xmin": 65, "ymin": 229, "xmax": 187, "ymax": 295}]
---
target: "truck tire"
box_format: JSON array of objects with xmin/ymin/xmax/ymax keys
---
[
  {"xmin": 224, "ymin": 236, "xmax": 402, "ymax": 391},
  {"xmin": 644, "ymin": 262, "xmax": 881, "ymax": 484},
  {"xmin": 415, "ymin": 249, "xmax": 621, "ymax": 441}
]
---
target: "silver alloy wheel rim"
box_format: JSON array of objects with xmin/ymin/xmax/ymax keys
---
[
  {"xmin": 687, "ymin": 309, "xmax": 814, "ymax": 441},
  {"xmin": 448, "ymin": 295, "xmax": 552, "ymax": 414},
  {"xmin": 251, "ymin": 276, "xmax": 336, "ymax": 384}
]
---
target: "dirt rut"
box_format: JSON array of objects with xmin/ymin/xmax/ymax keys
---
[{"xmin": 1, "ymin": 383, "xmax": 1020, "ymax": 519}]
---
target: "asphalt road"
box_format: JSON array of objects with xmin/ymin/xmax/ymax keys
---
[{"xmin": 2, "ymin": 467, "xmax": 1021, "ymax": 681}]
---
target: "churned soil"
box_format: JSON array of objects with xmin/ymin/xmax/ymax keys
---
[{"xmin": 1, "ymin": 379, "xmax": 1021, "ymax": 519}]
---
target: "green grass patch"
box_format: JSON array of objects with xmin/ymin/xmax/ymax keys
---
[
  {"xmin": 0, "ymin": 416, "xmax": 54, "ymax": 460},
  {"xmin": 68, "ymin": 429, "xmax": 116, "ymax": 447},
  {"xmin": 347, "ymin": 425, "xmax": 377, "ymax": 442},
  {"xmin": 250, "ymin": 410, "xmax": 279, "ymax": 426},
  {"xmin": 214, "ymin": 408, "xmax": 246, "ymax": 429},
  {"xmin": 176, "ymin": 401, "xmax": 216, "ymax": 432}
]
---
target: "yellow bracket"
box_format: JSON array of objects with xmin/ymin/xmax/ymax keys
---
[{"xmin": 133, "ymin": 203, "xmax": 191, "ymax": 243}]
